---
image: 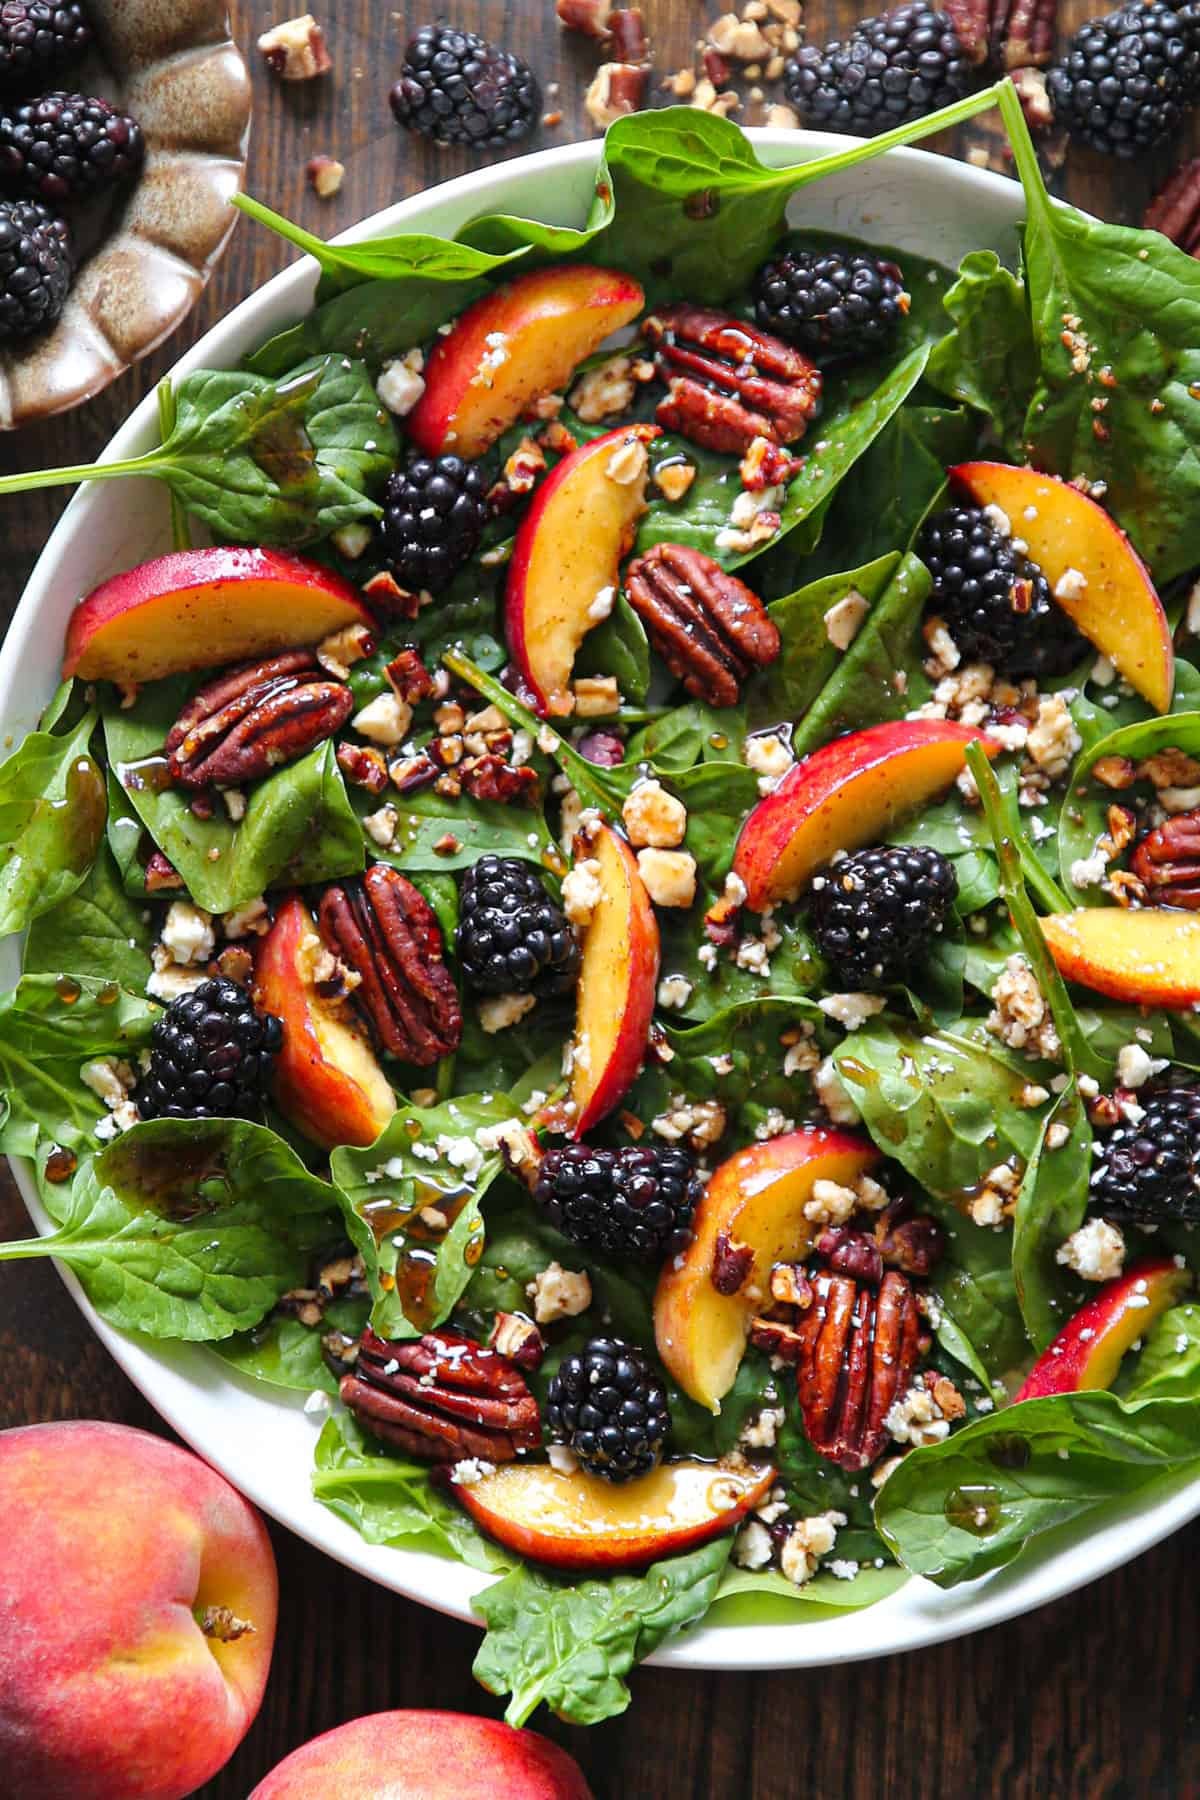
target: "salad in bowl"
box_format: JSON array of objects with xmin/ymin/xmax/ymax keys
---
[{"xmin": 3, "ymin": 77, "xmax": 1200, "ymax": 1723}]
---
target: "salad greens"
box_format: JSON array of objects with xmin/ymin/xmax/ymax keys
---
[{"xmin": 6, "ymin": 76, "xmax": 1200, "ymax": 1724}]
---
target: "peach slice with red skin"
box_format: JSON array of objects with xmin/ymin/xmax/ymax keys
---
[
  {"xmin": 655, "ymin": 1127, "xmax": 881, "ymax": 1411},
  {"xmin": 1014, "ymin": 1257, "xmax": 1191, "ymax": 1401},
  {"xmin": 406, "ymin": 263, "xmax": 645, "ymax": 460},
  {"xmin": 444, "ymin": 1457, "xmax": 775, "ymax": 1572},
  {"xmin": 505, "ymin": 422, "xmax": 658, "ymax": 717},
  {"xmin": 255, "ymin": 893, "xmax": 395, "ymax": 1150},
  {"xmin": 62, "ymin": 547, "xmax": 375, "ymax": 685},
  {"xmin": 569, "ymin": 822, "xmax": 660, "ymax": 1137},
  {"xmin": 1041, "ymin": 907, "xmax": 1200, "ymax": 1006},
  {"xmin": 730, "ymin": 719, "xmax": 997, "ymax": 913},
  {"xmin": 952, "ymin": 461, "xmax": 1174, "ymax": 714}
]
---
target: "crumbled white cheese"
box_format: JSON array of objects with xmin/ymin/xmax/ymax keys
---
[
  {"xmin": 479, "ymin": 992, "xmax": 537, "ymax": 1034},
  {"xmin": 657, "ymin": 974, "xmax": 693, "ymax": 1010},
  {"xmin": 161, "ymin": 900, "xmax": 215, "ymax": 966},
  {"xmin": 743, "ymin": 731, "xmax": 794, "ymax": 794},
  {"xmin": 823, "ymin": 587, "xmax": 870, "ymax": 651},
  {"xmin": 376, "ymin": 358, "xmax": 426, "ymax": 416},
  {"xmin": 886, "ymin": 1384, "xmax": 951, "ymax": 1447},
  {"xmin": 526, "ymin": 1261, "xmax": 592, "ymax": 1324},
  {"xmin": 780, "ymin": 1512, "xmax": 844, "ymax": 1586},
  {"xmin": 733, "ymin": 1518, "xmax": 774, "ymax": 1570},
  {"xmin": 1054, "ymin": 566, "xmax": 1088, "ymax": 603},
  {"xmin": 817, "ymin": 992, "xmax": 886, "ymax": 1031},
  {"xmin": 353, "ymin": 693, "xmax": 413, "ymax": 747},
  {"xmin": 1056, "ymin": 1217, "xmax": 1125, "ymax": 1282},
  {"xmin": 147, "ymin": 941, "xmax": 208, "ymax": 1002},
  {"xmin": 622, "ymin": 779, "xmax": 687, "ymax": 849},
  {"xmin": 987, "ymin": 954, "xmax": 1061, "ymax": 1062},
  {"xmin": 81, "ymin": 1056, "xmax": 135, "ymax": 1109},
  {"xmin": 222, "ymin": 896, "xmax": 269, "ymax": 939},
  {"xmin": 813, "ymin": 1056, "xmax": 861, "ymax": 1125},
  {"xmin": 740, "ymin": 1406, "xmax": 786, "ymax": 1450},
  {"xmin": 1117, "ymin": 1042, "xmax": 1167, "ymax": 1088},
  {"xmin": 450, "ymin": 1458, "xmax": 497, "ymax": 1487},
  {"xmin": 362, "ymin": 804, "xmax": 398, "ymax": 849},
  {"xmin": 561, "ymin": 858, "xmax": 603, "ymax": 928},
  {"xmin": 636, "ymin": 847, "xmax": 697, "ymax": 908}
]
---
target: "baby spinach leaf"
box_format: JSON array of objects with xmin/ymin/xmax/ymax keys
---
[
  {"xmin": 23, "ymin": 844, "xmax": 154, "ymax": 991},
  {"xmin": 472, "ymin": 1534, "xmax": 731, "ymax": 1726},
  {"xmin": 1059, "ymin": 711, "xmax": 1200, "ymax": 905},
  {"xmin": 375, "ymin": 788, "xmax": 556, "ymax": 875},
  {"xmin": 574, "ymin": 592, "xmax": 651, "ymax": 703},
  {"xmin": 791, "ymin": 552, "xmax": 932, "ymax": 754},
  {"xmin": 215, "ymin": 1292, "xmax": 369, "ymax": 1396},
  {"xmin": 0, "ymin": 697, "xmax": 104, "ymax": 936},
  {"xmin": 751, "ymin": 554, "xmax": 901, "ymax": 729},
  {"xmin": 1002, "ymin": 81, "xmax": 1200, "ymax": 582},
  {"xmin": 0, "ymin": 1117, "xmax": 337, "ymax": 1339},
  {"xmin": 710, "ymin": 1560, "xmax": 907, "ymax": 1624},
  {"xmin": 0, "ymin": 357, "xmax": 399, "ymax": 548},
  {"xmin": 330, "ymin": 1093, "xmax": 519, "ymax": 1339},
  {"xmin": 657, "ymin": 904, "xmax": 822, "ymax": 1024},
  {"xmin": 1011, "ymin": 1083, "xmax": 1090, "ymax": 1352},
  {"xmin": 1122, "ymin": 1301, "xmax": 1200, "ymax": 1400},
  {"xmin": 103, "ymin": 685, "xmax": 363, "ymax": 913},
  {"xmin": 875, "ymin": 1389, "xmax": 1200, "ymax": 1586},
  {"xmin": 312, "ymin": 1411, "xmax": 509, "ymax": 1572},
  {"xmin": 926, "ymin": 250, "xmax": 1034, "ymax": 455}
]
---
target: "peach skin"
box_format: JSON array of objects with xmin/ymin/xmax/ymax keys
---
[
  {"xmin": 1015, "ymin": 1257, "xmax": 1191, "ymax": 1399},
  {"xmin": 569, "ymin": 823, "xmax": 660, "ymax": 1136}
]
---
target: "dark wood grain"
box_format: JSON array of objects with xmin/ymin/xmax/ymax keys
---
[{"xmin": 2, "ymin": 4, "xmax": 1198, "ymax": 1795}]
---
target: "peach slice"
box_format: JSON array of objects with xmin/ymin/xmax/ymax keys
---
[
  {"xmin": 731, "ymin": 719, "xmax": 996, "ymax": 912},
  {"xmin": 505, "ymin": 422, "xmax": 658, "ymax": 717},
  {"xmin": 569, "ymin": 823, "xmax": 660, "ymax": 1138},
  {"xmin": 655, "ymin": 1128, "xmax": 880, "ymax": 1411},
  {"xmin": 1041, "ymin": 906, "xmax": 1200, "ymax": 1006},
  {"xmin": 255, "ymin": 894, "xmax": 395, "ymax": 1150},
  {"xmin": 62, "ymin": 547, "xmax": 374, "ymax": 685},
  {"xmin": 446, "ymin": 1457, "xmax": 774, "ymax": 1572},
  {"xmin": 1014, "ymin": 1257, "xmax": 1191, "ymax": 1400},
  {"xmin": 406, "ymin": 263, "xmax": 645, "ymax": 459},
  {"xmin": 952, "ymin": 461, "xmax": 1173, "ymax": 714}
]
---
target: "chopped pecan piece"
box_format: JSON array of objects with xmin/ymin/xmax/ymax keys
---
[
  {"xmin": 1145, "ymin": 158, "xmax": 1200, "ymax": 256},
  {"xmin": 337, "ymin": 742, "xmax": 389, "ymax": 794},
  {"xmin": 712, "ymin": 1229, "xmax": 755, "ymax": 1295},
  {"xmin": 625, "ymin": 542, "xmax": 780, "ymax": 708},
  {"xmin": 144, "ymin": 849, "xmax": 184, "ymax": 892},
  {"xmin": 165, "ymin": 651, "xmax": 352, "ymax": 789},
  {"xmin": 460, "ymin": 754, "xmax": 539, "ymax": 805},
  {"xmin": 488, "ymin": 1311, "xmax": 546, "ymax": 1370},
  {"xmin": 1131, "ymin": 809, "xmax": 1200, "ymax": 907},
  {"xmin": 318, "ymin": 863, "xmax": 462, "ymax": 1065},
  {"xmin": 341, "ymin": 1326, "xmax": 541, "ymax": 1462},
  {"xmin": 385, "ymin": 647, "xmax": 436, "ymax": 705},
  {"xmin": 873, "ymin": 1201, "xmax": 945, "ymax": 1277},
  {"xmin": 793, "ymin": 1268, "xmax": 922, "ymax": 1471},
  {"xmin": 643, "ymin": 304, "xmax": 821, "ymax": 453},
  {"xmin": 816, "ymin": 1227, "xmax": 884, "ymax": 1286}
]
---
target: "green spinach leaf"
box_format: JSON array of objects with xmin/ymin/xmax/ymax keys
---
[
  {"xmin": 0, "ymin": 697, "xmax": 104, "ymax": 936},
  {"xmin": 926, "ymin": 249, "xmax": 1034, "ymax": 454}
]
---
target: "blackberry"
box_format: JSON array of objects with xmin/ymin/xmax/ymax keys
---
[
  {"xmin": 0, "ymin": 91, "xmax": 144, "ymax": 204},
  {"xmin": 1047, "ymin": 2, "xmax": 1200, "ymax": 157},
  {"xmin": 380, "ymin": 453, "xmax": 488, "ymax": 595},
  {"xmin": 0, "ymin": 195, "xmax": 68, "ymax": 338},
  {"xmin": 545, "ymin": 1338, "xmax": 670, "ymax": 1482},
  {"xmin": 389, "ymin": 25, "xmax": 540, "ymax": 148},
  {"xmin": 534, "ymin": 1144, "xmax": 702, "ymax": 1261},
  {"xmin": 456, "ymin": 855, "xmax": 580, "ymax": 998},
  {"xmin": 918, "ymin": 503, "xmax": 1089, "ymax": 679},
  {"xmin": 1090, "ymin": 1086, "xmax": 1200, "ymax": 1223},
  {"xmin": 753, "ymin": 245, "xmax": 910, "ymax": 362},
  {"xmin": 135, "ymin": 978, "xmax": 283, "ymax": 1121},
  {"xmin": 0, "ymin": 2, "xmax": 91, "ymax": 88},
  {"xmin": 785, "ymin": 5, "xmax": 974, "ymax": 135},
  {"xmin": 807, "ymin": 844, "xmax": 958, "ymax": 989}
]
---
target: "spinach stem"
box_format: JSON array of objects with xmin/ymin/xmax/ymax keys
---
[
  {"xmin": 157, "ymin": 380, "xmax": 191, "ymax": 554},
  {"xmin": 232, "ymin": 192, "xmax": 335, "ymax": 268},
  {"xmin": 0, "ymin": 1235, "xmax": 57, "ymax": 1261},
  {"xmin": 762, "ymin": 79, "xmax": 1012, "ymax": 197}
]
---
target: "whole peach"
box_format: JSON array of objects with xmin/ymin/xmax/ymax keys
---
[
  {"xmin": 0, "ymin": 1420, "xmax": 277, "ymax": 1800},
  {"xmin": 249, "ymin": 1709, "xmax": 593, "ymax": 1799}
]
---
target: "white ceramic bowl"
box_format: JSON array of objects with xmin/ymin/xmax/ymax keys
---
[{"xmin": 4, "ymin": 131, "xmax": 1195, "ymax": 1671}]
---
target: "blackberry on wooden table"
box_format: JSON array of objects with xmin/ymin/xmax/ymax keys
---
[
  {"xmin": 807, "ymin": 845, "xmax": 958, "ymax": 989},
  {"xmin": 380, "ymin": 454, "xmax": 488, "ymax": 596},
  {"xmin": 135, "ymin": 978, "xmax": 283, "ymax": 1122},
  {"xmin": 785, "ymin": 6, "xmax": 974, "ymax": 134},
  {"xmin": 389, "ymin": 25, "xmax": 541, "ymax": 148},
  {"xmin": 752, "ymin": 245, "xmax": 910, "ymax": 363},
  {"xmin": 545, "ymin": 1338, "xmax": 671, "ymax": 1482},
  {"xmin": 456, "ymin": 856, "xmax": 580, "ymax": 998},
  {"xmin": 0, "ymin": 2, "xmax": 90, "ymax": 89},
  {"xmin": 0, "ymin": 194, "xmax": 69, "ymax": 338},
  {"xmin": 534, "ymin": 1144, "xmax": 703, "ymax": 1261},
  {"xmin": 0, "ymin": 91, "xmax": 144, "ymax": 204},
  {"xmin": 918, "ymin": 503, "xmax": 1088, "ymax": 680},
  {"xmin": 1047, "ymin": 1, "xmax": 1200, "ymax": 156}
]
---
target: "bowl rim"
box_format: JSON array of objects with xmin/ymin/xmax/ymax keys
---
[{"xmin": 5, "ymin": 125, "xmax": 1195, "ymax": 1672}]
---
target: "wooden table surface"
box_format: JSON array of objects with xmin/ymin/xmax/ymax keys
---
[{"xmin": 2, "ymin": 3, "xmax": 1198, "ymax": 1795}]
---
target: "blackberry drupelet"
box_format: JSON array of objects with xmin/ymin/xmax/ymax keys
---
[
  {"xmin": 918, "ymin": 503, "xmax": 1089, "ymax": 679},
  {"xmin": 1090, "ymin": 1086, "xmax": 1200, "ymax": 1223},
  {"xmin": 389, "ymin": 25, "xmax": 540, "ymax": 148},
  {"xmin": 785, "ymin": 5, "xmax": 974, "ymax": 134},
  {"xmin": 135, "ymin": 978, "xmax": 283, "ymax": 1122},
  {"xmin": 1047, "ymin": 1, "xmax": 1200, "ymax": 157},
  {"xmin": 0, "ymin": 2, "xmax": 91, "ymax": 88},
  {"xmin": 0, "ymin": 90, "xmax": 144, "ymax": 204},
  {"xmin": 753, "ymin": 245, "xmax": 910, "ymax": 362},
  {"xmin": 534, "ymin": 1144, "xmax": 703, "ymax": 1261},
  {"xmin": 380, "ymin": 453, "xmax": 488, "ymax": 595},
  {"xmin": 0, "ymin": 195, "xmax": 68, "ymax": 338},
  {"xmin": 456, "ymin": 855, "xmax": 581, "ymax": 998},
  {"xmin": 807, "ymin": 844, "xmax": 958, "ymax": 989},
  {"xmin": 545, "ymin": 1338, "xmax": 670, "ymax": 1482}
]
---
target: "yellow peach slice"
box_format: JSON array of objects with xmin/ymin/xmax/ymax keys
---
[
  {"xmin": 569, "ymin": 823, "xmax": 660, "ymax": 1136},
  {"xmin": 1041, "ymin": 906, "xmax": 1200, "ymax": 1006}
]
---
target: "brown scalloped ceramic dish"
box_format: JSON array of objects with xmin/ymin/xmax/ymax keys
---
[{"xmin": 0, "ymin": 0, "xmax": 250, "ymax": 428}]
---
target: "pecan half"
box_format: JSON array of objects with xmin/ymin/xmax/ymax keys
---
[
  {"xmin": 643, "ymin": 304, "xmax": 821, "ymax": 453},
  {"xmin": 165, "ymin": 650, "xmax": 352, "ymax": 789},
  {"xmin": 873, "ymin": 1199, "xmax": 945, "ymax": 1276},
  {"xmin": 341, "ymin": 1326, "xmax": 541, "ymax": 1462},
  {"xmin": 1145, "ymin": 158, "xmax": 1200, "ymax": 256},
  {"xmin": 625, "ymin": 542, "xmax": 780, "ymax": 708},
  {"xmin": 1131, "ymin": 809, "xmax": 1200, "ymax": 907},
  {"xmin": 793, "ymin": 1268, "xmax": 922, "ymax": 1470},
  {"xmin": 318, "ymin": 863, "xmax": 462, "ymax": 1064}
]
